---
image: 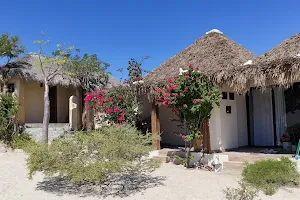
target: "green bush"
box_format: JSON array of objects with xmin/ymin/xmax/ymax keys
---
[
  {"xmin": 0, "ymin": 94, "xmax": 19, "ymax": 144},
  {"xmin": 27, "ymin": 124, "xmax": 161, "ymax": 183},
  {"xmin": 224, "ymin": 182, "xmax": 258, "ymax": 200},
  {"xmin": 242, "ymin": 157, "xmax": 300, "ymax": 195},
  {"xmin": 12, "ymin": 133, "xmax": 37, "ymax": 153}
]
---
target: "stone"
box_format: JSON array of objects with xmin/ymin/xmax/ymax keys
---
[{"xmin": 0, "ymin": 147, "xmax": 7, "ymax": 153}]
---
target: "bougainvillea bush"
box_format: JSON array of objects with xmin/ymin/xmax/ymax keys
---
[
  {"xmin": 152, "ymin": 64, "xmax": 222, "ymax": 167},
  {"xmin": 84, "ymin": 58, "xmax": 149, "ymax": 128},
  {"xmin": 84, "ymin": 85, "xmax": 139, "ymax": 126}
]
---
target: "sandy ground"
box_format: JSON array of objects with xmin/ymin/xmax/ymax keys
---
[{"xmin": 0, "ymin": 152, "xmax": 299, "ymax": 200}]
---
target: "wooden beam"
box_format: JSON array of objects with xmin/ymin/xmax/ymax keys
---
[
  {"xmin": 201, "ymin": 120, "xmax": 211, "ymax": 153},
  {"xmin": 151, "ymin": 100, "xmax": 161, "ymax": 150}
]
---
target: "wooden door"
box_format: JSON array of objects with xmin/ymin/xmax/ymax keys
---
[{"xmin": 49, "ymin": 86, "xmax": 57, "ymax": 123}]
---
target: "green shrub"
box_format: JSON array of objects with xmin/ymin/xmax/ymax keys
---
[
  {"xmin": 12, "ymin": 133, "xmax": 37, "ymax": 153},
  {"xmin": 0, "ymin": 94, "xmax": 19, "ymax": 144},
  {"xmin": 27, "ymin": 124, "xmax": 161, "ymax": 183},
  {"xmin": 242, "ymin": 157, "xmax": 300, "ymax": 195},
  {"xmin": 224, "ymin": 182, "xmax": 258, "ymax": 200}
]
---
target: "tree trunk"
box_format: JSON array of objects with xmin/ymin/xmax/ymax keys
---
[
  {"xmin": 76, "ymin": 87, "xmax": 82, "ymax": 130},
  {"xmin": 42, "ymin": 80, "xmax": 50, "ymax": 143}
]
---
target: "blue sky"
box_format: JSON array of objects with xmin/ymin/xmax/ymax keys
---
[{"xmin": 1, "ymin": 0, "xmax": 300, "ymax": 79}]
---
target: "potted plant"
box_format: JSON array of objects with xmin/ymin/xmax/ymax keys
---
[{"xmin": 286, "ymin": 124, "xmax": 300, "ymax": 153}]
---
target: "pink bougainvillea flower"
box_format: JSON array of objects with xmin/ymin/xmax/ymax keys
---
[
  {"xmin": 107, "ymin": 108, "xmax": 113, "ymax": 114},
  {"xmin": 168, "ymin": 78, "xmax": 174, "ymax": 83},
  {"xmin": 185, "ymin": 76, "xmax": 190, "ymax": 79},
  {"xmin": 184, "ymin": 71, "xmax": 189, "ymax": 75},
  {"xmin": 181, "ymin": 135, "xmax": 187, "ymax": 141},
  {"xmin": 99, "ymin": 101, "xmax": 104, "ymax": 106},
  {"xmin": 164, "ymin": 93, "xmax": 171, "ymax": 98},
  {"xmin": 173, "ymin": 93, "xmax": 179, "ymax": 97},
  {"xmin": 168, "ymin": 84, "xmax": 178, "ymax": 90},
  {"xmin": 84, "ymin": 94, "xmax": 94, "ymax": 102},
  {"xmin": 154, "ymin": 87, "xmax": 163, "ymax": 93},
  {"xmin": 105, "ymin": 97, "xmax": 113, "ymax": 102},
  {"xmin": 193, "ymin": 99, "xmax": 200, "ymax": 104},
  {"xmin": 113, "ymin": 108, "xmax": 120, "ymax": 112},
  {"xmin": 118, "ymin": 116, "xmax": 125, "ymax": 122},
  {"xmin": 195, "ymin": 66, "xmax": 199, "ymax": 70},
  {"xmin": 117, "ymin": 95, "xmax": 124, "ymax": 100},
  {"xmin": 183, "ymin": 104, "xmax": 188, "ymax": 108}
]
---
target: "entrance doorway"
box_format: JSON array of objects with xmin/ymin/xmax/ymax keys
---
[{"xmin": 49, "ymin": 86, "xmax": 57, "ymax": 123}]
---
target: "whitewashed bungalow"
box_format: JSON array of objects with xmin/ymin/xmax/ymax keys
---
[
  {"xmin": 141, "ymin": 29, "xmax": 257, "ymax": 152},
  {"xmin": 216, "ymin": 33, "xmax": 300, "ymax": 148}
]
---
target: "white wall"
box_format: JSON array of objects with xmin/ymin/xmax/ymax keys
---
[
  {"xmin": 210, "ymin": 92, "xmax": 248, "ymax": 150},
  {"xmin": 209, "ymin": 106, "xmax": 222, "ymax": 150}
]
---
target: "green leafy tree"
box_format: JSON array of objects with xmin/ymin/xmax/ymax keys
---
[
  {"xmin": 0, "ymin": 33, "xmax": 25, "ymax": 94},
  {"xmin": 33, "ymin": 36, "xmax": 73, "ymax": 143},
  {"xmin": 0, "ymin": 33, "xmax": 25, "ymax": 65},
  {"xmin": 153, "ymin": 64, "xmax": 222, "ymax": 167},
  {"xmin": 67, "ymin": 52, "xmax": 110, "ymax": 92},
  {"xmin": 66, "ymin": 52, "xmax": 110, "ymax": 130}
]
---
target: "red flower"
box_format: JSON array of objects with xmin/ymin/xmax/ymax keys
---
[
  {"xmin": 164, "ymin": 93, "xmax": 171, "ymax": 98},
  {"xmin": 113, "ymin": 108, "xmax": 120, "ymax": 112},
  {"xmin": 181, "ymin": 135, "xmax": 187, "ymax": 141},
  {"xmin": 183, "ymin": 104, "xmax": 187, "ymax": 108},
  {"xmin": 185, "ymin": 76, "xmax": 190, "ymax": 79},
  {"xmin": 154, "ymin": 88, "xmax": 163, "ymax": 93},
  {"xmin": 105, "ymin": 97, "xmax": 113, "ymax": 102},
  {"xmin": 168, "ymin": 78, "xmax": 174, "ymax": 83},
  {"xmin": 168, "ymin": 84, "xmax": 178, "ymax": 90},
  {"xmin": 84, "ymin": 94, "xmax": 94, "ymax": 102},
  {"xmin": 118, "ymin": 116, "xmax": 125, "ymax": 122},
  {"xmin": 107, "ymin": 108, "xmax": 113, "ymax": 114},
  {"xmin": 117, "ymin": 95, "xmax": 124, "ymax": 100},
  {"xmin": 184, "ymin": 71, "xmax": 189, "ymax": 75},
  {"xmin": 188, "ymin": 64, "xmax": 193, "ymax": 69},
  {"xmin": 99, "ymin": 101, "xmax": 104, "ymax": 106},
  {"xmin": 195, "ymin": 66, "xmax": 199, "ymax": 70},
  {"xmin": 173, "ymin": 93, "xmax": 179, "ymax": 97},
  {"xmin": 193, "ymin": 99, "xmax": 200, "ymax": 104}
]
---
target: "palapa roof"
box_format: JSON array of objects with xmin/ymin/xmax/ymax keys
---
[
  {"xmin": 0, "ymin": 54, "xmax": 120, "ymax": 89},
  {"xmin": 220, "ymin": 33, "xmax": 300, "ymax": 92},
  {"xmin": 143, "ymin": 29, "xmax": 256, "ymax": 88}
]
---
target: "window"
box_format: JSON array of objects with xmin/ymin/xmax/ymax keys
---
[
  {"xmin": 222, "ymin": 92, "xmax": 228, "ymax": 99},
  {"xmin": 229, "ymin": 92, "xmax": 235, "ymax": 100},
  {"xmin": 7, "ymin": 84, "xmax": 15, "ymax": 93}
]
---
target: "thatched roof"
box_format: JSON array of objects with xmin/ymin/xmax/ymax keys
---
[
  {"xmin": 218, "ymin": 33, "xmax": 300, "ymax": 92},
  {"xmin": 0, "ymin": 54, "xmax": 120, "ymax": 89},
  {"xmin": 143, "ymin": 29, "xmax": 256, "ymax": 88}
]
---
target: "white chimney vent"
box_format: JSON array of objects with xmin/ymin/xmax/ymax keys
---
[
  {"xmin": 243, "ymin": 60, "xmax": 253, "ymax": 66},
  {"xmin": 206, "ymin": 29, "xmax": 223, "ymax": 35}
]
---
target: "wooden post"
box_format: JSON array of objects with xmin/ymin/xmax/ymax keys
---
[
  {"xmin": 202, "ymin": 120, "xmax": 211, "ymax": 153},
  {"xmin": 151, "ymin": 100, "xmax": 161, "ymax": 150}
]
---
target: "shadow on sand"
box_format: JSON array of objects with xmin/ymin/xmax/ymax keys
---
[{"xmin": 36, "ymin": 173, "xmax": 166, "ymax": 198}]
